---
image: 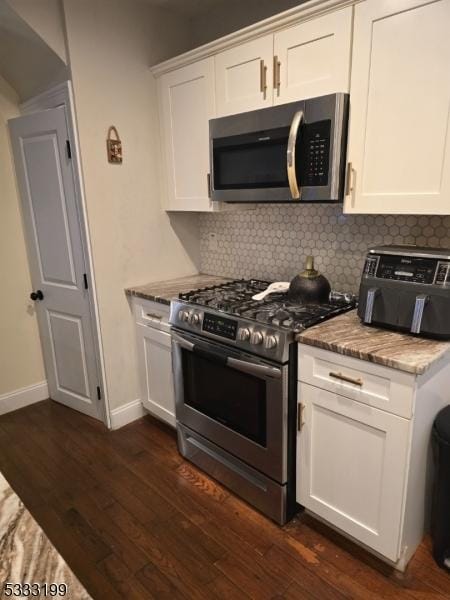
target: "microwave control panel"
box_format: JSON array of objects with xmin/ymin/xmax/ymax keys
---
[
  {"xmin": 300, "ymin": 119, "xmax": 331, "ymax": 187},
  {"xmin": 363, "ymin": 254, "xmax": 450, "ymax": 286}
]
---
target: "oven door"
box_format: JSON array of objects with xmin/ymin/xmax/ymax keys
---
[{"xmin": 172, "ymin": 329, "xmax": 288, "ymax": 483}]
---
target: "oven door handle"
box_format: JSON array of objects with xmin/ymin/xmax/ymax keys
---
[
  {"xmin": 172, "ymin": 333, "xmax": 195, "ymax": 351},
  {"xmin": 227, "ymin": 357, "xmax": 282, "ymax": 379},
  {"xmin": 172, "ymin": 332, "xmax": 282, "ymax": 379},
  {"xmin": 287, "ymin": 110, "xmax": 303, "ymax": 200}
]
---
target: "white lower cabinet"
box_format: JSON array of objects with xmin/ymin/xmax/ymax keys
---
[
  {"xmin": 297, "ymin": 382, "xmax": 410, "ymax": 562},
  {"xmin": 133, "ymin": 298, "xmax": 176, "ymax": 427},
  {"xmin": 297, "ymin": 343, "xmax": 450, "ymax": 569}
]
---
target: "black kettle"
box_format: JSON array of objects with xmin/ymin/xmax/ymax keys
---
[{"xmin": 288, "ymin": 255, "xmax": 331, "ymax": 304}]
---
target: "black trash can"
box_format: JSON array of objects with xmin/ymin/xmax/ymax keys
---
[{"xmin": 432, "ymin": 405, "xmax": 450, "ymax": 570}]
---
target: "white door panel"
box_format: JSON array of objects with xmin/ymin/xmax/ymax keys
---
[
  {"xmin": 274, "ymin": 7, "xmax": 352, "ymax": 104},
  {"xmin": 345, "ymin": 0, "xmax": 450, "ymax": 214},
  {"xmin": 9, "ymin": 106, "xmax": 102, "ymax": 420},
  {"xmin": 297, "ymin": 383, "xmax": 410, "ymax": 562},
  {"xmin": 136, "ymin": 323, "xmax": 175, "ymax": 427},
  {"xmin": 215, "ymin": 35, "xmax": 274, "ymax": 116},
  {"xmin": 158, "ymin": 58, "xmax": 215, "ymax": 211}
]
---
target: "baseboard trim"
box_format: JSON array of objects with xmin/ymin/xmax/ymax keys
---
[
  {"xmin": 0, "ymin": 381, "xmax": 49, "ymax": 416},
  {"xmin": 110, "ymin": 399, "xmax": 145, "ymax": 430}
]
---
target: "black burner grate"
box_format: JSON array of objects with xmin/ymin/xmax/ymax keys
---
[{"xmin": 179, "ymin": 280, "xmax": 356, "ymax": 332}]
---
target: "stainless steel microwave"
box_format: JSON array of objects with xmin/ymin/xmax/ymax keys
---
[{"xmin": 209, "ymin": 93, "xmax": 349, "ymax": 203}]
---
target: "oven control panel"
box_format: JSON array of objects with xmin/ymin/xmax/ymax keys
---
[
  {"xmin": 169, "ymin": 301, "xmax": 290, "ymax": 363},
  {"xmin": 363, "ymin": 254, "xmax": 450, "ymax": 286},
  {"xmin": 202, "ymin": 313, "xmax": 237, "ymax": 340}
]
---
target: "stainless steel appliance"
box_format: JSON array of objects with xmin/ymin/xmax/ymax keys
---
[
  {"xmin": 359, "ymin": 245, "xmax": 450, "ymax": 338},
  {"xmin": 170, "ymin": 280, "xmax": 356, "ymax": 524},
  {"xmin": 209, "ymin": 93, "xmax": 349, "ymax": 203}
]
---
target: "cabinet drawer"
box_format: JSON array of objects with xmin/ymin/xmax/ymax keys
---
[
  {"xmin": 132, "ymin": 298, "xmax": 171, "ymax": 332},
  {"xmin": 298, "ymin": 345, "xmax": 415, "ymax": 419}
]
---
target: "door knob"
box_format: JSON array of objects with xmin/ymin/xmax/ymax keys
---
[{"xmin": 30, "ymin": 290, "xmax": 44, "ymax": 301}]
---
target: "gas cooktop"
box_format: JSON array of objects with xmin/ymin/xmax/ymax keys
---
[{"xmin": 179, "ymin": 279, "xmax": 356, "ymax": 332}]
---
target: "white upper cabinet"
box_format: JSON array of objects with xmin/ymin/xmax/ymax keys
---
[
  {"xmin": 273, "ymin": 7, "xmax": 353, "ymax": 104},
  {"xmin": 345, "ymin": 0, "xmax": 450, "ymax": 215},
  {"xmin": 158, "ymin": 58, "xmax": 215, "ymax": 211},
  {"xmin": 215, "ymin": 35, "xmax": 274, "ymax": 117}
]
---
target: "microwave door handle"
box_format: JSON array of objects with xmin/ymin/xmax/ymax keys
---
[
  {"xmin": 227, "ymin": 357, "xmax": 282, "ymax": 379},
  {"xmin": 287, "ymin": 110, "xmax": 303, "ymax": 200}
]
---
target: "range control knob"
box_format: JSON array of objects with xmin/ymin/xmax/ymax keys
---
[
  {"xmin": 250, "ymin": 331, "xmax": 264, "ymax": 345},
  {"xmin": 237, "ymin": 327, "xmax": 250, "ymax": 341},
  {"xmin": 264, "ymin": 335, "xmax": 278, "ymax": 350},
  {"xmin": 189, "ymin": 312, "xmax": 200, "ymax": 325},
  {"xmin": 178, "ymin": 310, "xmax": 189, "ymax": 322}
]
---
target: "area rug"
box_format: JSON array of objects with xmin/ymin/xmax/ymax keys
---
[{"xmin": 0, "ymin": 473, "xmax": 91, "ymax": 599}]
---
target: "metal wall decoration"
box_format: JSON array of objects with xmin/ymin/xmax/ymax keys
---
[{"xmin": 107, "ymin": 126, "xmax": 122, "ymax": 163}]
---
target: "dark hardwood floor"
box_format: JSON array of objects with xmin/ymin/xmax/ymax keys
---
[{"xmin": 0, "ymin": 400, "xmax": 449, "ymax": 599}]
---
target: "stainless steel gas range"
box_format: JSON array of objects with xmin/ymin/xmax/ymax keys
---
[{"xmin": 169, "ymin": 280, "xmax": 355, "ymax": 524}]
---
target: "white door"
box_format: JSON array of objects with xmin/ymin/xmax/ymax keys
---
[
  {"xmin": 158, "ymin": 58, "xmax": 215, "ymax": 211},
  {"xmin": 297, "ymin": 383, "xmax": 410, "ymax": 562},
  {"xmin": 135, "ymin": 324, "xmax": 175, "ymax": 427},
  {"xmin": 274, "ymin": 7, "xmax": 353, "ymax": 105},
  {"xmin": 9, "ymin": 106, "xmax": 103, "ymax": 421},
  {"xmin": 344, "ymin": 0, "xmax": 450, "ymax": 214},
  {"xmin": 215, "ymin": 35, "xmax": 274, "ymax": 117}
]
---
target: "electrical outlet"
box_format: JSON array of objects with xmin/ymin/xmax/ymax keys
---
[{"xmin": 208, "ymin": 232, "xmax": 218, "ymax": 251}]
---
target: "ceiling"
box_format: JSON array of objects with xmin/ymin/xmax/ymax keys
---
[
  {"xmin": 142, "ymin": 0, "xmax": 227, "ymax": 17},
  {"xmin": 0, "ymin": 0, "xmax": 68, "ymax": 100}
]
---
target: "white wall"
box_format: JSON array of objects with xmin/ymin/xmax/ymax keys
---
[
  {"xmin": 190, "ymin": 0, "xmax": 307, "ymax": 46},
  {"xmin": 62, "ymin": 0, "xmax": 200, "ymax": 411},
  {"xmin": 0, "ymin": 74, "xmax": 46, "ymax": 397}
]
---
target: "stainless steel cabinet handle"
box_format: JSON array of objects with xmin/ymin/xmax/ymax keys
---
[
  {"xmin": 364, "ymin": 287, "xmax": 379, "ymax": 324},
  {"xmin": 411, "ymin": 294, "xmax": 429, "ymax": 334},
  {"xmin": 345, "ymin": 162, "xmax": 354, "ymax": 197},
  {"xmin": 287, "ymin": 110, "xmax": 303, "ymax": 200},
  {"xmin": 329, "ymin": 371, "xmax": 363, "ymax": 386},
  {"xmin": 146, "ymin": 313, "xmax": 163, "ymax": 320},
  {"xmin": 260, "ymin": 59, "xmax": 267, "ymax": 99},
  {"xmin": 273, "ymin": 55, "xmax": 281, "ymax": 95}
]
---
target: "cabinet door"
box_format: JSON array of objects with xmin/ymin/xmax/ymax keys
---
[
  {"xmin": 274, "ymin": 7, "xmax": 352, "ymax": 105},
  {"xmin": 158, "ymin": 58, "xmax": 215, "ymax": 211},
  {"xmin": 297, "ymin": 383, "xmax": 410, "ymax": 562},
  {"xmin": 345, "ymin": 0, "xmax": 450, "ymax": 214},
  {"xmin": 136, "ymin": 324, "xmax": 176, "ymax": 427},
  {"xmin": 215, "ymin": 35, "xmax": 273, "ymax": 117}
]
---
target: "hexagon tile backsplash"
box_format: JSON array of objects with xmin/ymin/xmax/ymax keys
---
[{"xmin": 199, "ymin": 205, "xmax": 450, "ymax": 294}]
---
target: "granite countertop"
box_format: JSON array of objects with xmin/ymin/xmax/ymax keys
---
[
  {"xmin": 125, "ymin": 273, "xmax": 232, "ymax": 305},
  {"xmin": 297, "ymin": 310, "xmax": 450, "ymax": 375}
]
